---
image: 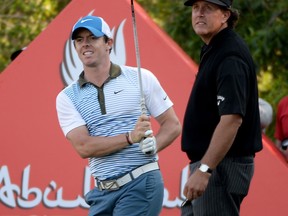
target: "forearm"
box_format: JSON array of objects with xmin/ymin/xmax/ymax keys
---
[
  {"xmin": 82, "ymin": 134, "xmax": 131, "ymax": 158},
  {"xmin": 67, "ymin": 127, "xmax": 131, "ymax": 158},
  {"xmin": 201, "ymin": 115, "xmax": 242, "ymax": 169},
  {"xmin": 67, "ymin": 115, "xmax": 153, "ymax": 158},
  {"xmin": 156, "ymin": 124, "xmax": 181, "ymax": 152},
  {"xmin": 154, "ymin": 108, "xmax": 182, "ymax": 152}
]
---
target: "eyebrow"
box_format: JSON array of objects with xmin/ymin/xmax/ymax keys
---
[{"xmin": 75, "ymin": 33, "xmax": 94, "ymax": 39}]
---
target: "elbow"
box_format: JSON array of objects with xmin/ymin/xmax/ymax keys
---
[
  {"xmin": 74, "ymin": 142, "xmax": 93, "ymax": 159},
  {"xmin": 176, "ymin": 121, "xmax": 182, "ymax": 137},
  {"xmin": 77, "ymin": 149, "xmax": 91, "ymax": 159},
  {"xmin": 76, "ymin": 143, "xmax": 106, "ymax": 158},
  {"xmin": 79, "ymin": 152, "xmax": 90, "ymax": 159},
  {"xmin": 173, "ymin": 120, "xmax": 182, "ymax": 139}
]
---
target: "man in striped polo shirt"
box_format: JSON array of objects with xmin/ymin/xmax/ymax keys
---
[{"xmin": 56, "ymin": 15, "xmax": 181, "ymax": 216}]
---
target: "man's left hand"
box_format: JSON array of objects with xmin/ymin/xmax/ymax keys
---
[{"xmin": 139, "ymin": 130, "xmax": 157, "ymax": 154}]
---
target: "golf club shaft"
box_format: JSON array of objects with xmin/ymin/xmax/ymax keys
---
[
  {"xmin": 131, "ymin": 0, "xmax": 146, "ymax": 115},
  {"xmin": 131, "ymin": 0, "xmax": 154, "ymax": 155}
]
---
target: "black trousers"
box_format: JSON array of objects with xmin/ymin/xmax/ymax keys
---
[{"xmin": 181, "ymin": 156, "xmax": 254, "ymax": 216}]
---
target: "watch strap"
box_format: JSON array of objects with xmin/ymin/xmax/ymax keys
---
[{"xmin": 198, "ymin": 163, "xmax": 213, "ymax": 174}]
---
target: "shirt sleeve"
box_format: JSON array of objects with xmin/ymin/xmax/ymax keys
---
[
  {"xmin": 141, "ymin": 68, "xmax": 173, "ymax": 117},
  {"xmin": 56, "ymin": 91, "xmax": 86, "ymax": 137},
  {"xmin": 216, "ymin": 56, "xmax": 249, "ymax": 116}
]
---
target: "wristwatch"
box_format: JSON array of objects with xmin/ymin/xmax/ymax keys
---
[{"xmin": 198, "ymin": 163, "xmax": 213, "ymax": 174}]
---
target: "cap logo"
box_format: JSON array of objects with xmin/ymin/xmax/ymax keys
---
[{"xmin": 80, "ymin": 18, "xmax": 93, "ymax": 23}]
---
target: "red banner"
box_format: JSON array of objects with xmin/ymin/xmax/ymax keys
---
[{"xmin": 1, "ymin": 0, "xmax": 288, "ymax": 215}]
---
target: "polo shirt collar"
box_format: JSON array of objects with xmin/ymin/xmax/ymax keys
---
[{"xmin": 78, "ymin": 62, "xmax": 121, "ymax": 87}]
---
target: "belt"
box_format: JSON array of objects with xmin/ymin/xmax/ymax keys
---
[{"xmin": 95, "ymin": 161, "xmax": 159, "ymax": 191}]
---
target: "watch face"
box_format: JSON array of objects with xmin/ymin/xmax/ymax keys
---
[
  {"xmin": 199, "ymin": 164, "xmax": 209, "ymax": 172},
  {"xmin": 199, "ymin": 164, "xmax": 212, "ymax": 173}
]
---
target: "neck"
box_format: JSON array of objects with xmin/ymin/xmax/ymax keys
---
[
  {"xmin": 202, "ymin": 23, "xmax": 228, "ymax": 45},
  {"xmin": 83, "ymin": 61, "xmax": 111, "ymax": 87}
]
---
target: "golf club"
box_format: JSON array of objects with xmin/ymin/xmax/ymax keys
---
[
  {"xmin": 131, "ymin": 0, "xmax": 146, "ymax": 115},
  {"xmin": 131, "ymin": 0, "xmax": 155, "ymax": 155}
]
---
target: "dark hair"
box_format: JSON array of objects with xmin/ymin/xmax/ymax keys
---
[
  {"xmin": 103, "ymin": 35, "xmax": 109, "ymax": 43},
  {"xmin": 227, "ymin": 8, "xmax": 239, "ymax": 28},
  {"xmin": 104, "ymin": 35, "xmax": 112, "ymax": 53},
  {"xmin": 73, "ymin": 35, "xmax": 113, "ymax": 53},
  {"xmin": 10, "ymin": 49, "xmax": 23, "ymax": 61}
]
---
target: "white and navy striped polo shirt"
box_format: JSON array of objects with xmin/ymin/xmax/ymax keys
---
[{"xmin": 56, "ymin": 63, "xmax": 173, "ymax": 180}]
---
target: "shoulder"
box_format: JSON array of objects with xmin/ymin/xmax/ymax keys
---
[
  {"xmin": 280, "ymin": 96, "xmax": 288, "ymax": 103},
  {"xmin": 57, "ymin": 80, "xmax": 80, "ymax": 101},
  {"xmin": 278, "ymin": 96, "xmax": 288, "ymax": 108},
  {"xmin": 120, "ymin": 65, "xmax": 155, "ymax": 79},
  {"xmin": 215, "ymin": 29, "xmax": 249, "ymax": 53},
  {"xmin": 120, "ymin": 65, "xmax": 152, "ymax": 74}
]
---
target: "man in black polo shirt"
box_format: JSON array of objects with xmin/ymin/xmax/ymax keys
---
[{"xmin": 181, "ymin": 0, "xmax": 263, "ymax": 215}]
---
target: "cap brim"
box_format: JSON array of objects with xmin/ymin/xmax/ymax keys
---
[
  {"xmin": 184, "ymin": 0, "xmax": 228, "ymax": 7},
  {"xmin": 71, "ymin": 26, "xmax": 105, "ymax": 40},
  {"xmin": 184, "ymin": 0, "xmax": 194, "ymax": 6}
]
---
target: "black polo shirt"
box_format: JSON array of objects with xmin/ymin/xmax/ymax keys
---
[{"xmin": 181, "ymin": 27, "xmax": 263, "ymax": 162}]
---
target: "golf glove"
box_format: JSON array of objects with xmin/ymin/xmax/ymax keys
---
[{"xmin": 139, "ymin": 130, "xmax": 157, "ymax": 155}]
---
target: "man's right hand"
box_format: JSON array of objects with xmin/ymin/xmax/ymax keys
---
[{"xmin": 130, "ymin": 115, "xmax": 151, "ymax": 143}]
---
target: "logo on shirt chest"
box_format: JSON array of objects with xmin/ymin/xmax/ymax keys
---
[{"xmin": 114, "ymin": 89, "xmax": 124, "ymax": 94}]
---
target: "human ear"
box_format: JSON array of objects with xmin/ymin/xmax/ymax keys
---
[{"xmin": 222, "ymin": 11, "xmax": 230, "ymax": 23}]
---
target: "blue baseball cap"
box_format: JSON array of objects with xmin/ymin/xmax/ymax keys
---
[{"xmin": 71, "ymin": 15, "xmax": 112, "ymax": 40}]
